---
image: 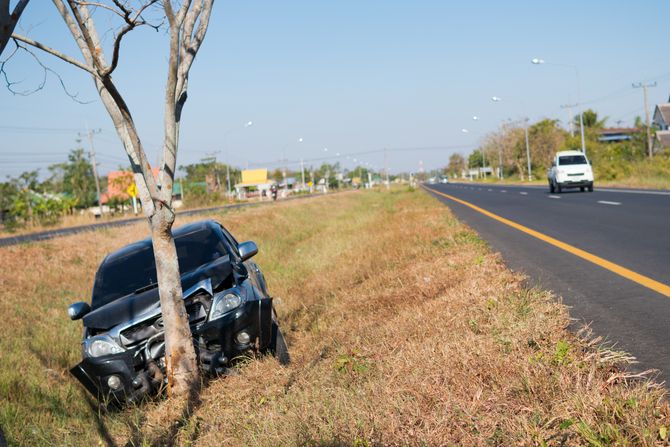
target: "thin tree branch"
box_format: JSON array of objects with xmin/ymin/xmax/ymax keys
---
[
  {"xmin": 72, "ymin": 1, "xmax": 125, "ymax": 18},
  {"xmin": 101, "ymin": 22, "xmax": 135, "ymax": 76},
  {"xmin": 101, "ymin": 0, "xmax": 160, "ymax": 77},
  {"xmin": 11, "ymin": 33, "xmax": 96, "ymax": 75},
  {"xmin": 1, "ymin": 39, "xmax": 91, "ymax": 103}
]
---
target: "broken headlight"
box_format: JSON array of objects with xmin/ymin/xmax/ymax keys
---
[
  {"xmin": 209, "ymin": 290, "xmax": 242, "ymax": 321},
  {"xmin": 84, "ymin": 335, "xmax": 125, "ymax": 358}
]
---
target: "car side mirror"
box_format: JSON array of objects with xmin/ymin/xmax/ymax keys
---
[
  {"xmin": 68, "ymin": 301, "xmax": 91, "ymax": 321},
  {"xmin": 238, "ymin": 241, "xmax": 258, "ymax": 262}
]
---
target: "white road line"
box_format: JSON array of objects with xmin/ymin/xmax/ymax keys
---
[
  {"xmin": 597, "ymin": 188, "xmax": 670, "ymax": 196},
  {"xmin": 501, "ymin": 190, "xmax": 507, "ymax": 193},
  {"xmin": 520, "ymin": 192, "xmax": 528, "ymax": 195},
  {"xmin": 598, "ymin": 200, "xmax": 622, "ymax": 206},
  {"xmin": 450, "ymin": 182, "xmax": 670, "ymax": 196},
  {"xmin": 487, "ymin": 189, "xmax": 493, "ymax": 192},
  {"xmin": 548, "ymin": 195, "xmax": 561, "ymax": 199}
]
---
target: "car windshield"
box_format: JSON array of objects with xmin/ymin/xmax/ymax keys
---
[
  {"xmin": 558, "ymin": 155, "xmax": 588, "ymax": 165},
  {"xmin": 91, "ymin": 226, "xmax": 227, "ymax": 309}
]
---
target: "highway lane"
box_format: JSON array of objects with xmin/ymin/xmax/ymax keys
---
[{"xmin": 424, "ymin": 182, "xmax": 670, "ymax": 381}]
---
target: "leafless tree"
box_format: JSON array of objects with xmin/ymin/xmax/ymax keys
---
[
  {"xmin": 11, "ymin": 0, "xmax": 214, "ymax": 399},
  {"xmin": 0, "ymin": 0, "xmax": 29, "ymax": 56}
]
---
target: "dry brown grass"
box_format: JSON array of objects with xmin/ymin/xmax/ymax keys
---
[{"xmin": 1, "ymin": 188, "xmax": 669, "ymax": 446}]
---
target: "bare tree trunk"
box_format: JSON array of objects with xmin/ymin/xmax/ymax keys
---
[
  {"xmin": 0, "ymin": 0, "xmax": 30, "ymax": 56},
  {"xmin": 150, "ymin": 205, "xmax": 199, "ymax": 396}
]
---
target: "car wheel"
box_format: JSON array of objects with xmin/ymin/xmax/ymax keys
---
[
  {"xmin": 588, "ymin": 184, "xmax": 594, "ymax": 192},
  {"xmin": 549, "ymin": 182, "xmax": 555, "ymax": 193},
  {"xmin": 556, "ymin": 183, "xmax": 562, "ymax": 194},
  {"xmin": 580, "ymin": 186, "xmax": 585, "ymax": 192},
  {"xmin": 269, "ymin": 320, "xmax": 290, "ymax": 365}
]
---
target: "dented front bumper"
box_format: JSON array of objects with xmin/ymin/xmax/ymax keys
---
[{"xmin": 71, "ymin": 298, "xmax": 273, "ymax": 403}]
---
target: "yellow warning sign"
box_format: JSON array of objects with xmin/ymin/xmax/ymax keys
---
[{"xmin": 126, "ymin": 183, "xmax": 137, "ymax": 198}]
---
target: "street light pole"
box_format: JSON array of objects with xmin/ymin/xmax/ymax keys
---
[
  {"xmin": 560, "ymin": 103, "xmax": 575, "ymax": 136},
  {"xmin": 531, "ymin": 58, "xmax": 586, "ymax": 155},
  {"xmin": 384, "ymin": 147, "xmax": 390, "ymax": 189},
  {"xmin": 524, "ymin": 118, "xmax": 532, "ymax": 181},
  {"xmin": 223, "ymin": 120, "xmax": 253, "ymax": 197},
  {"xmin": 281, "ymin": 137, "xmax": 303, "ymax": 186},
  {"xmin": 82, "ymin": 125, "xmax": 103, "ymax": 216}
]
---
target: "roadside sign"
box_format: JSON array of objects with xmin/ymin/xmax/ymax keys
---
[{"xmin": 126, "ymin": 183, "xmax": 137, "ymax": 198}]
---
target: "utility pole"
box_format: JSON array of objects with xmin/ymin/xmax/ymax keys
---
[
  {"xmin": 226, "ymin": 163, "xmax": 231, "ymax": 194},
  {"xmin": 524, "ymin": 118, "xmax": 532, "ymax": 182},
  {"xmin": 497, "ymin": 131, "xmax": 504, "ymax": 180},
  {"xmin": 300, "ymin": 158, "xmax": 305, "ymax": 190},
  {"xmin": 82, "ymin": 126, "xmax": 103, "ymax": 217},
  {"xmin": 383, "ymin": 147, "xmax": 390, "ymax": 190},
  {"xmin": 560, "ymin": 104, "xmax": 576, "ymax": 136},
  {"xmin": 204, "ymin": 151, "xmax": 222, "ymax": 192},
  {"xmin": 632, "ymin": 81, "xmax": 657, "ymax": 158}
]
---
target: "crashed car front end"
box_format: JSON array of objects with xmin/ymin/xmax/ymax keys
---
[{"xmin": 71, "ymin": 277, "xmax": 273, "ymax": 404}]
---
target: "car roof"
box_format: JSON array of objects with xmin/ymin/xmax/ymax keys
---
[
  {"xmin": 556, "ymin": 150, "xmax": 587, "ymax": 157},
  {"xmin": 103, "ymin": 220, "xmax": 221, "ymax": 264}
]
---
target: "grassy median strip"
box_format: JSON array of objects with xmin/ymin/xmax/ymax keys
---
[{"xmin": 0, "ymin": 188, "xmax": 668, "ymax": 446}]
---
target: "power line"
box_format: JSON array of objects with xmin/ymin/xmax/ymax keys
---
[{"xmin": 0, "ymin": 125, "xmax": 92, "ymax": 133}]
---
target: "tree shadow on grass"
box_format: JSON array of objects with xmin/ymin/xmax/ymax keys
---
[
  {"xmin": 124, "ymin": 385, "xmax": 203, "ymax": 447},
  {"xmin": 83, "ymin": 394, "xmax": 119, "ymax": 447},
  {"xmin": 26, "ymin": 337, "xmax": 118, "ymax": 447}
]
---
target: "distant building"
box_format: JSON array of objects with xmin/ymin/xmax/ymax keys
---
[
  {"xmin": 100, "ymin": 168, "xmax": 181, "ymax": 211},
  {"xmin": 234, "ymin": 169, "xmax": 276, "ymax": 200},
  {"xmin": 597, "ymin": 127, "xmax": 639, "ymax": 143},
  {"xmin": 653, "ymin": 97, "xmax": 670, "ymax": 149},
  {"xmin": 101, "ymin": 170, "xmax": 137, "ymax": 204}
]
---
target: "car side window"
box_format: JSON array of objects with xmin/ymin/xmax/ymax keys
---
[{"xmin": 218, "ymin": 225, "xmax": 240, "ymax": 257}]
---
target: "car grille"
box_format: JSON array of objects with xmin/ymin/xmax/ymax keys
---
[{"xmin": 119, "ymin": 297, "xmax": 209, "ymax": 347}]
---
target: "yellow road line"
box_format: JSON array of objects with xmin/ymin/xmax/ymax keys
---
[{"xmin": 424, "ymin": 186, "xmax": 670, "ymax": 298}]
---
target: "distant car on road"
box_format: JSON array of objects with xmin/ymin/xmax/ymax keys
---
[
  {"xmin": 427, "ymin": 177, "xmax": 437, "ymax": 184},
  {"xmin": 440, "ymin": 175, "xmax": 449, "ymax": 184},
  {"xmin": 548, "ymin": 150, "xmax": 594, "ymax": 193},
  {"xmin": 67, "ymin": 220, "xmax": 289, "ymax": 405}
]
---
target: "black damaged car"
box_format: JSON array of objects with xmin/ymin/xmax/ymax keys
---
[{"xmin": 67, "ymin": 220, "xmax": 289, "ymax": 404}]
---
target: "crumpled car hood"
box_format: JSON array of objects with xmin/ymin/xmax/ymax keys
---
[{"xmin": 83, "ymin": 255, "xmax": 232, "ymax": 331}]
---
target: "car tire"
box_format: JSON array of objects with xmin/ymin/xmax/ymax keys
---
[
  {"xmin": 588, "ymin": 184, "xmax": 594, "ymax": 192},
  {"xmin": 269, "ymin": 320, "xmax": 290, "ymax": 365},
  {"xmin": 556, "ymin": 183, "xmax": 562, "ymax": 194},
  {"xmin": 549, "ymin": 182, "xmax": 555, "ymax": 194},
  {"xmin": 580, "ymin": 186, "xmax": 585, "ymax": 192}
]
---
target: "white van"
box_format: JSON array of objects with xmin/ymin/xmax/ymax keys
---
[{"xmin": 548, "ymin": 150, "xmax": 594, "ymax": 193}]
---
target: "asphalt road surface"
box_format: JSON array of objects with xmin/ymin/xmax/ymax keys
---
[{"xmin": 424, "ymin": 182, "xmax": 670, "ymax": 382}]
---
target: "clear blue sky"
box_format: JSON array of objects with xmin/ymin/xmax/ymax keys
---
[{"xmin": 1, "ymin": 0, "xmax": 669, "ymax": 178}]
